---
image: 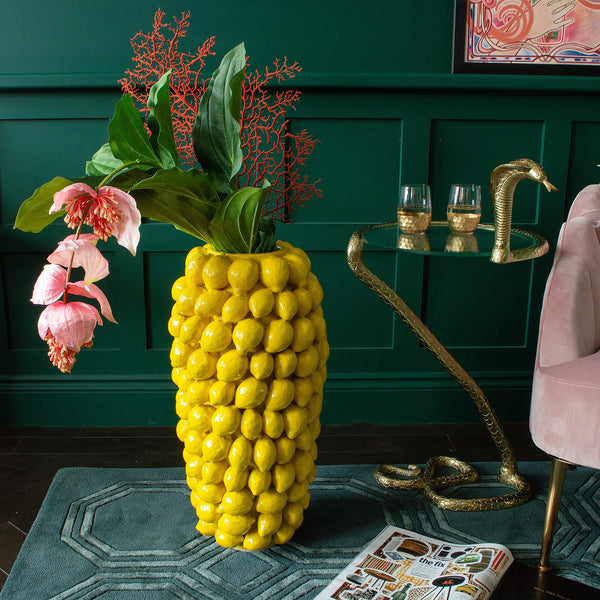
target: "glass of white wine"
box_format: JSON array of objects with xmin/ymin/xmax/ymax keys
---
[
  {"xmin": 447, "ymin": 184, "xmax": 481, "ymax": 233},
  {"xmin": 397, "ymin": 184, "xmax": 432, "ymax": 234}
]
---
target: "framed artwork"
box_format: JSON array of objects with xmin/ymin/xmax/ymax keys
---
[{"xmin": 453, "ymin": 0, "xmax": 600, "ymax": 74}]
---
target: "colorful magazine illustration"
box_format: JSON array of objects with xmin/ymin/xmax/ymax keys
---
[{"xmin": 314, "ymin": 526, "xmax": 512, "ymax": 600}]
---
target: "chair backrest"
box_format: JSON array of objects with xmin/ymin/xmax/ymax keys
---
[
  {"xmin": 567, "ymin": 184, "xmax": 600, "ymax": 224},
  {"xmin": 536, "ymin": 216, "xmax": 600, "ymax": 369}
]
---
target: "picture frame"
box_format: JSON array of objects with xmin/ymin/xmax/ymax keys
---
[{"xmin": 453, "ymin": 0, "xmax": 600, "ymax": 75}]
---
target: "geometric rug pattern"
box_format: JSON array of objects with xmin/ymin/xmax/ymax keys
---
[{"xmin": 1, "ymin": 462, "xmax": 599, "ymax": 599}]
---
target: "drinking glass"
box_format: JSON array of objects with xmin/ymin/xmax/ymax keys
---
[
  {"xmin": 397, "ymin": 184, "xmax": 432, "ymax": 234},
  {"xmin": 447, "ymin": 184, "xmax": 481, "ymax": 233}
]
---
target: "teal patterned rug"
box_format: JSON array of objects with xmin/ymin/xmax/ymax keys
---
[{"xmin": 1, "ymin": 463, "xmax": 599, "ymax": 599}]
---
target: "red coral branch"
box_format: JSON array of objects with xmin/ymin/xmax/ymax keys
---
[{"xmin": 119, "ymin": 9, "xmax": 322, "ymax": 221}]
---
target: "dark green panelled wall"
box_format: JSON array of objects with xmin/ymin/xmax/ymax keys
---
[{"xmin": 2, "ymin": 1, "xmax": 600, "ymax": 425}]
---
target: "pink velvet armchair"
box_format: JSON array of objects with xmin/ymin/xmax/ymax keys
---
[{"xmin": 530, "ymin": 184, "xmax": 600, "ymax": 570}]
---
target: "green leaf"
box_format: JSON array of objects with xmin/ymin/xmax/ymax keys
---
[
  {"xmin": 147, "ymin": 71, "xmax": 180, "ymax": 169},
  {"xmin": 86, "ymin": 143, "xmax": 125, "ymax": 176},
  {"xmin": 14, "ymin": 177, "xmax": 73, "ymax": 232},
  {"xmin": 192, "ymin": 42, "xmax": 246, "ymax": 193},
  {"xmin": 108, "ymin": 94, "xmax": 161, "ymax": 167},
  {"xmin": 130, "ymin": 168, "xmax": 221, "ymax": 240},
  {"xmin": 253, "ymin": 215, "xmax": 277, "ymax": 253},
  {"xmin": 209, "ymin": 181, "xmax": 271, "ymax": 253}
]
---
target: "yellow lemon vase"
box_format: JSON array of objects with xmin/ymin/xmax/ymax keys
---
[{"xmin": 169, "ymin": 241, "xmax": 328, "ymax": 550}]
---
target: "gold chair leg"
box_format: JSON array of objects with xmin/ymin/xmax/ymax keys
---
[{"xmin": 539, "ymin": 458, "xmax": 569, "ymax": 571}]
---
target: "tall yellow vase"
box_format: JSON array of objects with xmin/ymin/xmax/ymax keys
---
[{"xmin": 168, "ymin": 241, "xmax": 328, "ymax": 550}]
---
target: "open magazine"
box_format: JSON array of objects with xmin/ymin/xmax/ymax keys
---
[{"xmin": 314, "ymin": 526, "xmax": 512, "ymax": 600}]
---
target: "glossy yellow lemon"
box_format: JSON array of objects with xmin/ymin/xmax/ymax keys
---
[
  {"xmin": 271, "ymin": 462, "xmax": 296, "ymax": 494},
  {"xmin": 291, "ymin": 318, "xmax": 316, "ymax": 353},
  {"xmin": 185, "ymin": 247, "xmax": 209, "ymax": 285},
  {"xmin": 216, "ymin": 350, "xmax": 249, "ymax": 382},
  {"xmin": 248, "ymin": 468, "xmax": 271, "ymax": 496},
  {"xmin": 202, "ymin": 433, "xmax": 231, "ymax": 462},
  {"xmin": 255, "ymin": 489, "xmax": 287, "ymax": 514},
  {"xmin": 187, "ymin": 405, "xmax": 215, "ymax": 432},
  {"xmin": 201, "ymin": 460, "xmax": 227, "ymax": 485},
  {"xmin": 243, "ymin": 530, "xmax": 272, "ymax": 551},
  {"xmin": 223, "ymin": 467, "xmax": 249, "ymax": 492},
  {"xmin": 214, "ymin": 529, "xmax": 243, "ymax": 548},
  {"xmin": 170, "ymin": 339, "xmax": 194, "ymax": 368},
  {"xmin": 282, "ymin": 405, "xmax": 309, "ymax": 439},
  {"xmin": 228, "ymin": 436, "xmax": 253, "ymax": 470},
  {"xmin": 197, "ymin": 482, "xmax": 226, "ymax": 504},
  {"xmin": 232, "ymin": 318, "xmax": 265, "ymax": 354},
  {"xmin": 211, "ymin": 406, "xmax": 241, "ymax": 436},
  {"xmin": 218, "ymin": 513, "xmax": 254, "ymax": 536},
  {"xmin": 274, "ymin": 436, "xmax": 296, "ymax": 464},
  {"xmin": 240, "ymin": 408, "xmax": 263, "ymax": 440},
  {"xmin": 200, "ymin": 321, "xmax": 232, "ymax": 353},
  {"xmin": 185, "ymin": 379, "xmax": 214, "ymax": 405},
  {"xmin": 292, "ymin": 377, "xmax": 313, "ymax": 407},
  {"xmin": 253, "ymin": 435, "xmax": 277, "ymax": 472},
  {"xmin": 222, "ymin": 295, "xmax": 249, "ymax": 323},
  {"xmin": 265, "ymin": 378, "xmax": 295, "ymax": 411},
  {"xmin": 187, "ymin": 350, "xmax": 217, "ymax": 380},
  {"xmin": 196, "ymin": 501, "xmax": 221, "ymax": 523},
  {"xmin": 274, "ymin": 291, "xmax": 299, "ymax": 320},
  {"xmin": 234, "ymin": 377, "xmax": 268, "ymax": 409},
  {"xmin": 260, "ymin": 256, "xmax": 289, "ymax": 292},
  {"xmin": 194, "ymin": 289, "xmax": 229, "ymax": 317},
  {"xmin": 273, "ymin": 349, "xmax": 298, "ymax": 379},
  {"xmin": 257, "ymin": 512, "xmax": 283, "ymax": 537},
  {"xmin": 271, "ymin": 522, "xmax": 296, "ymax": 545},
  {"xmin": 283, "ymin": 502, "xmax": 304, "ymax": 528},
  {"xmin": 263, "ymin": 319, "xmax": 294, "ymax": 353},
  {"xmin": 262, "ymin": 410, "xmax": 284, "ymax": 439},
  {"xmin": 248, "ymin": 287, "xmax": 275, "ymax": 318},
  {"xmin": 202, "ymin": 255, "xmax": 230, "ymax": 289},
  {"xmin": 292, "ymin": 449, "xmax": 314, "ymax": 482},
  {"xmin": 228, "ymin": 258, "xmax": 259, "ymax": 293},
  {"xmin": 208, "ymin": 380, "xmax": 236, "ymax": 406},
  {"xmin": 196, "ymin": 520, "xmax": 218, "ymax": 536},
  {"xmin": 220, "ymin": 489, "xmax": 254, "ymax": 515},
  {"xmin": 284, "ymin": 251, "xmax": 311, "ymax": 286},
  {"xmin": 249, "ymin": 351, "xmax": 274, "ymax": 380},
  {"xmin": 294, "ymin": 345, "xmax": 320, "ymax": 377}
]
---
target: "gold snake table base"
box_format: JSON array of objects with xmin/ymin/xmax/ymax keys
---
[{"xmin": 348, "ymin": 223, "xmax": 533, "ymax": 512}]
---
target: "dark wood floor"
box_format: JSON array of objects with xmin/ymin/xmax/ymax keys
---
[{"xmin": 0, "ymin": 422, "xmax": 546, "ymax": 592}]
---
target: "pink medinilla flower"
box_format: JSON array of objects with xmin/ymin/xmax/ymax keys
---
[
  {"xmin": 38, "ymin": 301, "xmax": 102, "ymax": 373},
  {"xmin": 47, "ymin": 234, "xmax": 109, "ymax": 286},
  {"xmin": 51, "ymin": 183, "xmax": 141, "ymax": 255},
  {"xmin": 31, "ymin": 264, "xmax": 116, "ymax": 323}
]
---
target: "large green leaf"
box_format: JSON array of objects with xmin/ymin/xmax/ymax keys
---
[
  {"xmin": 13, "ymin": 177, "xmax": 73, "ymax": 232},
  {"xmin": 130, "ymin": 168, "xmax": 221, "ymax": 240},
  {"xmin": 147, "ymin": 71, "xmax": 179, "ymax": 169},
  {"xmin": 108, "ymin": 94, "xmax": 162, "ymax": 167},
  {"xmin": 209, "ymin": 181, "xmax": 271, "ymax": 253},
  {"xmin": 85, "ymin": 142, "xmax": 125, "ymax": 176},
  {"xmin": 192, "ymin": 42, "xmax": 246, "ymax": 193}
]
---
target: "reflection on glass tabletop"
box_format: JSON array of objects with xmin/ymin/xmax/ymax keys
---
[{"xmin": 361, "ymin": 222, "xmax": 540, "ymax": 258}]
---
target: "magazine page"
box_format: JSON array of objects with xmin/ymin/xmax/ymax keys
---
[{"xmin": 314, "ymin": 526, "xmax": 513, "ymax": 600}]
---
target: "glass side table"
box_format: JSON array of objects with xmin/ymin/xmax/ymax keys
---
[{"xmin": 347, "ymin": 222, "xmax": 550, "ymax": 512}]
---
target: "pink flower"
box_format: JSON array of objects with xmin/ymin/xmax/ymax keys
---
[
  {"xmin": 47, "ymin": 234, "xmax": 109, "ymax": 286},
  {"xmin": 51, "ymin": 183, "xmax": 141, "ymax": 255},
  {"xmin": 31, "ymin": 264, "xmax": 116, "ymax": 323},
  {"xmin": 38, "ymin": 302, "xmax": 102, "ymax": 373}
]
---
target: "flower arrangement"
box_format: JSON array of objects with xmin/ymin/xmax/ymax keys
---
[{"xmin": 13, "ymin": 11, "xmax": 320, "ymax": 373}]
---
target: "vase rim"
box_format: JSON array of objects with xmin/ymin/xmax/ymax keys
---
[{"xmin": 202, "ymin": 241, "xmax": 290, "ymax": 258}]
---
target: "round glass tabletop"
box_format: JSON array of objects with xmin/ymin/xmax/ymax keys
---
[{"xmin": 361, "ymin": 222, "xmax": 543, "ymax": 258}]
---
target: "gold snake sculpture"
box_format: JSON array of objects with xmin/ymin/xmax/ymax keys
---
[
  {"xmin": 490, "ymin": 158, "xmax": 556, "ymax": 263},
  {"xmin": 349, "ymin": 158, "xmax": 556, "ymax": 511}
]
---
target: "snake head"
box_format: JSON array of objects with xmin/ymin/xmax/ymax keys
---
[{"xmin": 505, "ymin": 158, "xmax": 558, "ymax": 192}]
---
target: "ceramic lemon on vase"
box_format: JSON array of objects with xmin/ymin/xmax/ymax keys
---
[{"xmin": 15, "ymin": 41, "xmax": 327, "ymax": 551}]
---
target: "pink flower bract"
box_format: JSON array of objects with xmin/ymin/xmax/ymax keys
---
[
  {"xmin": 51, "ymin": 183, "xmax": 141, "ymax": 255},
  {"xmin": 47, "ymin": 234, "xmax": 109, "ymax": 285},
  {"xmin": 38, "ymin": 301, "xmax": 102, "ymax": 373}
]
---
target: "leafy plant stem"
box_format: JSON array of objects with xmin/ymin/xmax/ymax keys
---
[{"xmin": 97, "ymin": 160, "xmax": 157, "ymax": 189}]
